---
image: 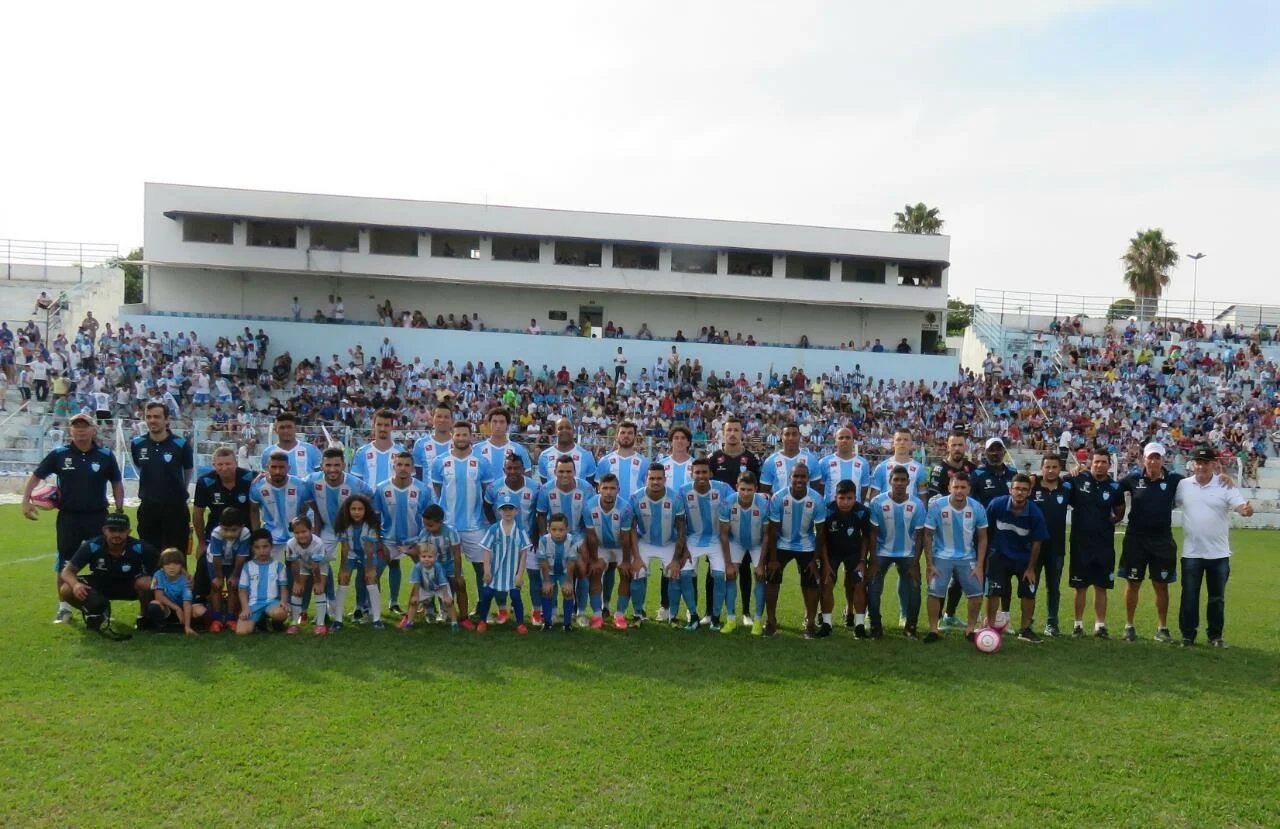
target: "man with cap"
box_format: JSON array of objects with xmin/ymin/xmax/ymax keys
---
[
  {"xmin": 1117, "ymin": 441, "xmax": 1184, "ymax": 642},
  {"xmin": 970, "ymin": 437, "xmax": 1017, "ymax": 617},
  {"xmin": 23, "ymin": 410, "xmax": 124, "ymax": 623},
  {"xmin": 57, "ymin": 512, "xmax": 157, "ymax": 628},
  {"xmin": 1174, "ymin": 446, "xmax": 1254, "ymax": 648}
]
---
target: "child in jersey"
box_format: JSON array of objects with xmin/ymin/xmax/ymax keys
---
[
  {"xmin": 333, "ymin": 494, "xmax": 382, "ymax": 631},
  {"xmin": 148, "ymin": 547, "xmax": 204, "ymax": 636},
  {"xmin": 400, "ymin": 542, "xmax": 459, "ymax": 632},
  {"xmin": 285, "ymin": 515, "xmax": 333, "ymax": 635},
  {"xmin": 476, "ymin": 495, "xmax": 532, "ymax": 634},
  {"xmin": 236, "ymin": 529, "xmax": 289, "ymax": 635},
  {"xmin": 206, "ymin": 507, "xmax": 251, "ymax": 633},
  {"xmin": 419, "ymin": 504, "xmax": 474, "ymax": 629},
  {"xmin": 537, "ymin": 513, "xmax": 588, "ymax": 632}
]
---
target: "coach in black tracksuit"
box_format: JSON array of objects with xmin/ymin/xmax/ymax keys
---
[
  {"xmin": 1117, "ymin": 442, "xmax": 1183, "ymax": 641},
  {"xmin": 709, "ymin": 418, "xmax": 762, "ymax": 620}
]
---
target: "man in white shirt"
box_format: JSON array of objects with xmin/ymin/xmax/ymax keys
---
[{"xmin": 1174, "ymin": 446, "xmax": 1254, "ymax": 648}]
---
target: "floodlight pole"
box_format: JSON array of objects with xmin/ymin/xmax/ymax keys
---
[{"xmin": 1187, "ymin": 252, "xmax": 1206, "ymax": 321}]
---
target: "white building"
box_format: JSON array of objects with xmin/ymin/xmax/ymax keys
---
[{"xmin": 140, "ymin": 183, "xmax": 951, "ymax": 351}]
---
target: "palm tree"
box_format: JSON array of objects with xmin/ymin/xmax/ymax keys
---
[
  {"xmin": 1121, "ymin": 228, "xmax": 1178, "ymax": 319},
  {"xmin": 892, "ymin": 203, "xmax": 944, "ymax": 235}
]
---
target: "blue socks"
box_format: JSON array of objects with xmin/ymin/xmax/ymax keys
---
[
  {"xmin": 711, "ymin": 570, "xmax": 726, "ymax": 619},
  {"xmin": 631, "ymin": 575, "xmax": 648, "ymax": 617}
]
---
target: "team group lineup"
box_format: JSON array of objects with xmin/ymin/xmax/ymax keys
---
[{"xmin": 27, "ymin": 398, "xmax": 1254, "ymax": 646}]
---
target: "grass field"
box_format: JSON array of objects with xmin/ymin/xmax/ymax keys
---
[{"xmin": 1, "ymin": 504, "xmax": 1277, "ymax": 827}]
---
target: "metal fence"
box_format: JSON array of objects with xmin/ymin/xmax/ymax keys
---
[{"xmin": 2, "ymin": 238, "xmax": 120, "ymax": 281}]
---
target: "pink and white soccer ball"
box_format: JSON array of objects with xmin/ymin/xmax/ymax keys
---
[
  {"xmin": 30, "ymin": 483, "xmax": 61, "ymax": 510},
  {"xmin": 992, "ymin": 611, "xmax": 1010, "ymax": 633},
  {"xmin": 974, "ymin": 627, "xmax": 1003, "ymax": 653}
]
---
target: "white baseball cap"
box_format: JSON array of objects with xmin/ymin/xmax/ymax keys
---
[
  {"xmin": 1143, "ymin": 442, "xmax": 1166, "ymax": 458},
  {"xmin": 984, "ymin": 437, "xmax": 1005, "ymax": 450}
]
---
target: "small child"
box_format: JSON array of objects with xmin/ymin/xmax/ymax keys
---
[
  {"xmin": 537, "ymin": 513, "xmax": 586, "ymax": 632},
  {"xmin": 400, "ymin": 542, "xmax": 459, "ymax": 632},
  {"xmin": 476, "ymin": 494, "xmax": 532, "ymax": 634},
  {"xmin": 285, "ymin": 515, "xmax": 332, "ymax": 635},
  {"xmin": 148, "ymin": 548, "xmax": 205, "ymax": 635},
  {"xmin": 237, "ymin": 529, "xmax": 289, "ymax": 635},
  {"xmin": 419, "ymin": 504, "xmax": 473, "ymax": 629},
  {"xmin": 333, "ymin": 494, "xmax": 382, "ymax": 631},
  {"xmin": 205, "ymin": 507, "xmax": 251, "ymax": 632}
]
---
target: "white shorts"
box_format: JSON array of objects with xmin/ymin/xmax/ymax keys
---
[
  {"xmin": 597, "ymin": 547, "xmax": 623, "ymax": 566},
  {"xmin": 635, "ymin": 540, "xmax": 692, "ymax": 577},
  {"xmin": 726, "ymin": 541, "xmax": 755, "ymax": 566},
  {"xmin": 688, "ymin": 544, "xmax": 725, "ymax": 572},
  {"xmin": 415, "ymin": 584, "xmax": 453, "ymax": 604},
  {"xmin": 459, "ymin": 529, "xmax": 487, "ymax": 564}
]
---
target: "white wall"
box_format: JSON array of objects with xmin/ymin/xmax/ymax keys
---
[
  {"xmin": 120, "ymin": 313, "xmax": 961, "ymax": 384},
  {"xmin": 146, "ymin": 267, "xmax": 935, "ymax": 349},
  {"xmin": 3, "ymin": 264, "xmax": 95, "ymax": 284}
]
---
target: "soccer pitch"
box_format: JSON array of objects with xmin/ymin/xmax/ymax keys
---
[{"xmin": 1, "ymin": 505, "xmax": 1276, "ymax": 827}]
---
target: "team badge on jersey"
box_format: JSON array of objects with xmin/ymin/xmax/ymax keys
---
[
  {"xmin": 91, "ymin": 462, "xmax": 101, "ymax": 472},
  {"xmin": 1159, "ymin": 482, "xmax": 1167, "ymax": 490},
  {"xmin": 163, "ymin": 452, "xmax": 173, "ymax": 463},
  {"xmin": 1057, "ymin": 494, "xmax": 1065, "ymax": 504}
]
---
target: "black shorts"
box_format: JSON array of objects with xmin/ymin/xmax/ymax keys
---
[
  {"xmin": 984, "ymin": 554, "xmax": 1036, "ymax": 599},
  {"xmin": 1119, "ymin": 531, "xmax": 1177, "ymax": 583},
  {"xmin": 828, "ymin": 550, "xmax": 864, "ymax": 584},
  {"xmin": 56, "ymin": 510, "xmax": 108, "ymax": 567},
  {"xmin": 80, "ymin": 574, "xmax": 147, "ymax": 602},
  {"xmin": 136, "ymin": 502, "xmax": 192, "ymax": 553},
  {"xmin": 768, "ymin": 549, "xmax": 817, "ymax": 588},
  {"xmin": 1069, "ymin": 557, "xmax": 1115, "ymax": 590},
  {"xmin": 1069, "ymin": 529, "xmax": 1115, "ymax": 571}
]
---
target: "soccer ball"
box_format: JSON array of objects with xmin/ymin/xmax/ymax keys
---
[
  {"xmin": 30, "ymin": 483, "xmax": 61, "ymax": 510},
  {"xmin": 974, "ymin": 627, "xmax": 1003, "ymax": 654},
  {"xmin": 992, "ymin": 611, "xmax": 1010, "ymax": 633}
]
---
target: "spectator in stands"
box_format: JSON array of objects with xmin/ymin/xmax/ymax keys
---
[
  {"xmin": 377, "ymin": 299, "xmax": 394, "ymax": 325},
  {"xmin": 674, "ymin": 329, "xmax": 686, "ymax": 342},
  {"xmin": 871, "ymin": 339, "xmax": 885, "ymax": 353},
  {"xmin": 334, "ymin": 297, "xmax": 345, "ymax": 323},
  {"xmin": 605, "ymin": 320, "xmax": 617, "ymax": 338},
  {"xmin": 470, "ymin": 312, "xmax": 484, "ymax": 331},
  {"xmin": 637, "ymin": 323, "xmax": 653, "ymax": 341},
  {"xmin": 564, "ymin": 318, "xmax": 579, "ymax": 336},
  {"xmin": 799, "ymin": 334, "xmax": 810, "ymax": 348},
  {"xmin": 33, "ymin": 291, "xmax": 56, "ymax": 314},
  {"xmin": 746, "ymin": 334, "xmax": 757, "ymax": 346},
  {"xmin": 896, "ymin": 338, "xmax": 913, "ymax": 354},
  {"xmin": 528, "ymin": 319, "xmax": 543, "ymax": 335},
  {"xmin": 291, "ymin": 297, "xmax": 302, "ymax": 321}
]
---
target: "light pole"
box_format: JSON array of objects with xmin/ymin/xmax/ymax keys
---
[{"xmin": 1187, "ymin": 252, "xmax": 1206, "ymax": 321}]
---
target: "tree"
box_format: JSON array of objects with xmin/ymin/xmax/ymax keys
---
[
  {"xmin": 946, "ymin": 296, "xmax": 973, "ymax": 335},
  {"xmin": 109, "ymin": 247, "xmax": 143, "ymax": 304},
  {"xmin": 892, "ymin": 202, "xmax": 944, "ymax": 235},
  {"xmin": 1121, "ymin": 228, "xmax": 1177, "ymax": 319},
  {"xmin": 1106, "ymin": 298, "xmax": 1136, "ymax": 321}
]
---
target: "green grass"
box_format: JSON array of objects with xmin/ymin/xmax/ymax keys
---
[{"xmin": 1, "ymin": 504, "xmax": 1277, "ymax": 827}]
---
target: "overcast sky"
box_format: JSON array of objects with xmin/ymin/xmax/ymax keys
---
[{"xmin": 3, "ymin": 0, "xmax": 1276, "ymax": 308}]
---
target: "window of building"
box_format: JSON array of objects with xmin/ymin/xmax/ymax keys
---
[
  {"xmin": 247, "ymin": 221, "xmax": 297, "ymax": 249},
  {"xmin": 842, "ymin": 260, "xmax": 885, "ymax": 284},
  {"xmin": 492, "ymin": 235, "xmax": 540, "ymax": 263},
  {"xmin": 370, "ymin": 228, "xmax": 418, "ymax": 256},
  {"xmin": 554, "ymin": 240, "xmax": 602, "ymax": 267},
  {"xmin": 671, "ymin": 247, "xmax": 718, "ymax": 275},
  {"xmin": 727, "ymin": 252, "xmax": 773, "ymax": 277},
  {"xmin": 613, "ymin": 244, "xmax": 659, "ymax": 271},
  {"xmin": 898, "ymin": 264, "xmax": 942, "ymax": 287},
  {"xmin": 431, "ymin": 233, "xmax": 481, "ymax": 259},
  {"xmin": 310, "ymin": 223, "xmax": 359, "ymax": 252},
  {"xmin": 785, "ymin": 255, "xmax": 830, "ymax": 281},
  {"xmin": 182, "ymin": 217, "xmax": 233, "ymax": 244}
]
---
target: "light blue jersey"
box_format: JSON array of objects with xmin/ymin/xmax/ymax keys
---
[
  {"xmin": 207, "ymin": 525, "xmax": 251, "ymax": 564},
  {"xmin": 596, "ymin": 451, "xmax": 649, "ymax": 501},
  {"xmin": 430, "ymin": 450, "xmax": 496, "ymax": 532},
  {"xmin": 419, "ymin": 522, "xmax": 462, "ymax": 576},
  {"xmin": 660, "ymin": 455, "xmax": 693, "ymax": 492},
  {"xmin": 412, "ymin": 435, "xmax": 452, "ymax": 482},
  {"xmin": 536, "ymin": 532, "xmax": 580, "ymax": 579},
  {"xmin": 349, "ymin": 441, "xmax": 404, "ymax": 487},
  {"xmin": 719, "ymin": 493, "xmax": 770, "ymax": 553},
  {"xmin": 585, "ymin": 495, "xmax": 633, "ymax": 550},
  {"xmin": 536, "ymin": 479, "xmax": 594, "ymax": 533},
  {"xmin": 768, "ymin": 487, "xmax": 827, "ymax": 552},
  {"xmin": 249, "ymin": 476, "xmax": 314, "ymax": 543},
  {"xmin": 925, "ymin": 497, "xmax": 988, "ymax": 560},
  {"xmin": 537, "ymin": 444, "xmax": 597, "ymax": 484},
  {"xmin": 410, "ymin": 559, "xmax": 451, "ymax": 594},
  {"xmin": 341, "ymin": 524, "xmax": 378, "ymax": 564},
  {"xmin": 484, "ymin": 480, "xmax": 537, "ymax": 534},
  {"xmin": 307, "ymin": 472, "xmax": 371, "ymax": 541},
  {"xmin": 373, "ymin": 478, "xmax": 434, "ymax": 545},
  {"xmin": 630, "ymin": 488, "xmax": 686, "ymax": 546},
  {"xmin": 870, "ymin": 458, "xmax": 927, "ymax": 497},
  {"xmin": 816, "ymin": 452, "xmax": 873, "ymax": 499},
  {"xmin": 261, "ymin": 442, "xmax": 321, "ymax": 479},
  {"xmin": 869, "ymin": 493, "xmax": 928, "ymax": 558},
  {"xmin": 239, "ymin": 559, "xmax": 288, "ymax": 610},
  {"xmin": 760, "ymin": 449, "xmax": 821, "ymax": 491},
  {"xmin": 152, "ymin": 569, "xmax": 192, "ymax": 606},
  {"xmin": 475, "ymin": 438, "xmax": 532, "ymax": 476},
  {"xmin": 480, "ymin": 522, "xmax": 531, "ymax": 591},
  {"xmin": 680, "ymin": 480, "xmax": 735, "ymax": 548}
]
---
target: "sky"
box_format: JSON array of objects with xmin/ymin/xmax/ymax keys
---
[{"xmin": 3, "ymin": 0, "xmax": 1277, "ymax": 309}]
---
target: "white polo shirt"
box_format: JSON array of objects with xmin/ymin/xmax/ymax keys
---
[{"xmin": 1175, "ymin": 476, "xmax": 1245, "ymax": 559}]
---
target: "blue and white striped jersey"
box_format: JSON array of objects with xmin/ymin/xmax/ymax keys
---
[
  {"xmin": 239, "ymin": 559, "xmax": 288, "ymax": 608},
  {"xmin": 249, "ymin": 476, "xmax": 314, "ymax": 543},
  {"xmin": 630, "ymin": 488, "xmax": 686, "ymax": 547},
  {"xmin": 373, "ymin": 479, "xmax": 434, "ymax": 545},
  {"xmin": 418, "ymin": 522, "xmax": 461, "ymax": 554},
  {"xmin": 536, "ymin": 479, "xmax": 594, "ymax": 532},
  {"xmin": 760, "ymin": 449, "xmax": 821, "ymax": 491},
  {"xmin": 260, "ymin": 442, "xmax": 321, "ymax": 479},
  {"xmin": 537, "ymin": 444, "xmax": 597, "ymax": 484},
  {"xmin": 430, "ymin": 451, "xmax": 496, "ymax": 532},
  {"xmin": 869, "ymin": 493, "xmax": 928, "ymax": 558},
  {"xmin": 411, "ymin": 435, "xmax": 452, "ymax": 482},
  {"xmin": 480, "ymin": 522, "xmax": 531, "ymax": 591},
  {"xmin": 207, "ymin": 525, "xmax": 251, "ymax": 563},
  {"xmin": 410, "ymin": 560, "xmax": 451, "ymax": 593},
  {"xmin": 484, "ymin": 481, "xmax": 538, "ymax": 534},
  {"xmin": 870, "ymin": 458, "xmax": 927, "ymax": 497},
  {"xmin": 307, "ymin": 472, "xmax": 372, "ymax": 541},
  {"xmin": 536, "ymin": 532, "xmax": 581, "ymax": 572},
  {"xmin": 816, "ymin": 453, "xmax": 873, "ymax": 499},
  {"xmin": 349, "ymin": 442, "xmax": 404, "ymax": 487},
  {"xmin": 680, "ymin": 480, "xmax": 735, "ymax": 548},
  {"xmin": 596, "ymin": 452, "xmax": 650, "ymax": 501},
  {"xmin": 768, "ymin": 487, "xmax": 827, "ymax": 552},
  {"xmin": 585, "ymin": 495, "xmax": 633, "ymax": 550},
  {"xmin": 660, "ymin": 455, "xmax": 694, "ymax": 492},
  {"xmin": 719, "ymin": 493, "xmax": 770, "ymax": 553},
  {"xmin": 925, "ymin": 497, "xmax": 988, "ymax": 560},
  {"xmin": 475, "ymin": 439, "xmax": 532, "ymax": 475}
]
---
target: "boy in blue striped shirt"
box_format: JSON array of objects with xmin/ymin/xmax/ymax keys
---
[
  {"xmin": 236, "ymin": 529, "xmax": 289, "ymax": 635},
  {"xmin": 537, "ymin": 513, "xmax": 585, "ymax": 632},
  {"xmin": 477, "ymin": 493, "xmax": 532, "ymax": 634}
]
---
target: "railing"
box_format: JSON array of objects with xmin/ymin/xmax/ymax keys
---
[
  {"xmin": 2, "ymin": 238, "xmax": 120, "ymax": 281},
  {"xmin": 974, "ymin": 288, "xmax": 1280, "ymax": 330}
]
